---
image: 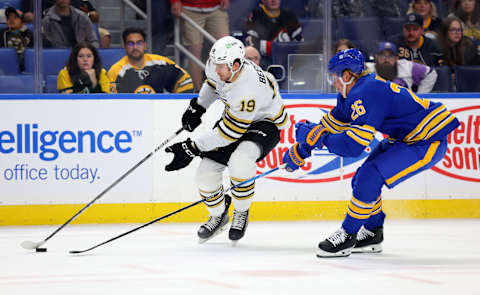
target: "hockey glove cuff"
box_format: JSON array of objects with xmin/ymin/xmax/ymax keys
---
[
  {"xmin": 295, "ymin": 121, "xmax": 318, "ymax": 144},
  {"xmin": 305, "ymin": 124, "xmax": 328, "ymax": 148},
  {"xmin": 165, "ymin": 138, "xmax": 200, "ymax": 171},
  {"xmin": 282, "ymin": 143, "xmax": 313, "ymax": 172},
  {"xmin": 182, "ymin": 97, "xmax": 206, "ymax": 132}
]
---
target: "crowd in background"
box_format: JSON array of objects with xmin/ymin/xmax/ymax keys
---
[{"xmin": 0, "ymin": 0, "xmax": 479, "ymax": 93}]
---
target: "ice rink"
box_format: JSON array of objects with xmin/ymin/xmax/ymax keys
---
[{"xmin": 2, "ymin": 219, "xmax": 480, "ymax": 295}]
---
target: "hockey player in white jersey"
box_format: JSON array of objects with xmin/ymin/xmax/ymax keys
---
[{"xmin": 165, "ymin": 36, "xmax": 288, "ymax": 244}]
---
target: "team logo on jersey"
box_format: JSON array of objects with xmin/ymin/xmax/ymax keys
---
[
  {"xmin": 136, "ymin": 69, "xmax": 150, "ymax": 80},
  {"xmin": 256, "ymin": 103, "xmax": 381, "ymax": 183},
  {"xmin": 431, "ymin": 105, "xmax": 480, "ymax": 182},
  {"xmin": 134, "ymin": 85, "xmax": 156, "ymax": 94}
]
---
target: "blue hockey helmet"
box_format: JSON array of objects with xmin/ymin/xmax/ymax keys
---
[{"xmin": 328, "ymin": 48, "xmax": 365, "ymax": 76}]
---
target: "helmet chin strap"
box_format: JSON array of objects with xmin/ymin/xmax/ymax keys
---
[
  {"xmin": 227, "ymin": 61, "xmax": 243, "ymax": 82},
  {"xmin": 340, "ymin": 76, "xmax": 354, "ymax": 98}
]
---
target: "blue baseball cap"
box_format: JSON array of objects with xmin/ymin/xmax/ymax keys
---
[{"xmin": 377, "ymin": 42, "xmax": 397, "ymax": 55}]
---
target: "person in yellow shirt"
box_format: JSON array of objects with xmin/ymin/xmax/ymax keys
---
[
  {"xmin": 108, "ymin": 27, "xmax": 193, "ymax": 94},
  {"xmin": 57, "ymin": 41, "xmax": 111, "ymax": 93}
]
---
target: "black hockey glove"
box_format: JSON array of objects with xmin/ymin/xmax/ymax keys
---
[
  {"xmin": 165, "ymin": 138, "xmax": 200, "ymax": 171},
  {"xmin": 182, "ymin": 97, "xmax": 206, "ymax": 132}
]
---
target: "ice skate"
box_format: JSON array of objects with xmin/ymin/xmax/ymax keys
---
[
  {"xmin": 352, "ymin": 226, "xmax": 383, "ymax": 253},
  {"xmin": 229, "ymin": 209, "xmax": 249, "ymax": 246},
  {"xmin": 197, "ymin": 195, "xmax": 231, "ymax": 244},
  {"xmin": 316, "ymin": 227, "xmax": 357, "ymax": 258}
]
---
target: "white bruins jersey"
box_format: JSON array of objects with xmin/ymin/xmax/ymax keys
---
[{"xmin": 195, "ymin": 59, "xmax": 289, "ymax": 152}]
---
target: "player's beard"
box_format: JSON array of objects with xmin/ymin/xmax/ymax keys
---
[{"xmin": 375, "ymin": 63, "xmax": 398, "ymax": 82}]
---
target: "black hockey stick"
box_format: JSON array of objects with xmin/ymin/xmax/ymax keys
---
[
  {"xmin": 69, "ymin": 164, "xmax": 285, "ymax": 254},
  {"xmin": 21, "ymin": 127, "xmax": 185, "ymax": 251}
]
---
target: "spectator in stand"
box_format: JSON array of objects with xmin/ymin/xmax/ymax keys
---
[
  {"xmin": 170, "ymin": 0, "xmax": 230, "ymax": 92},
  {"xmin": 42, "ymin": 0, "xmax": 99, "ymax": 48},
  {"xmin": 23, "ymin": 0, "xmax": 97, "ymax": 23},
  {"xmin": 57, "ymin": 41, "xmax": 110, "ymax": 93},
  {"xmin": 390, "ymin": 12, "xmax": 444, "ymax": 66},
  {"xmin": 245, "ymin": 0, "xmax": 303, "ymax": 69},
  {"xmin": 333, "ymin": 38, "xmax": 355, "ymax": 54},
  {"xmin": 245, "ymin": 45, "xmax": 279, "ymax": 83},
  {"xmin": 366, "ymin": 42, "xmax": 438, "ymax": 93},
  {"xmin": 0, "ymin": 7, "xmax": 33, "ymax": 72},
  {"xmin": 438, "ymin": 16, "xmax": 480, "ymax": 84},
  {"xmin": 407, "ymin": 0, "xmax": 442, "ymax": 39},
  {"xmin": 448, "ymin": 0, "xmax": 480, "ymax": 40},
  {"xmin": 108, "ymin": 27, "xmax": 194, "ymax": 94}
]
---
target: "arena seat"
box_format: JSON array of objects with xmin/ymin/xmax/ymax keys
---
[
  {"xmin": 336, "ymin": 17, "xmax": 383, "ymax": 42},
  {"xmin": 280, "ymin": 0, "xmax": 309, "ymax": 18},
  {"xmin": 382, "ymin": 17, "xmax": 404, "ymax": 39},
  {"xmin": 431, "ymin": 66, "xmax": 453, "ymax": 92},
  {"xmin": 98, "ymin": 48, "xmax": 125, "ymax": 71},
  {"xmin": 45, "ymin": 74, "xmax": 58, "ymax": 93},
  {"xmin": 0, "ymin": 48, "xmax": 20, "ymax": 74},
  {"xmin": 455, "ymin": 65, "xmax": 480, "ymax": 92},
  {"xmin": 24, "ymin": 48, "xmax": 71, "ymax": 75},
  {"xmin": 0, "ymin": 74, "xmax": 34, "ymax": 93},
  {"xmin": 0, "ymin": 0, "xmax": 22, "ymax": 9}
]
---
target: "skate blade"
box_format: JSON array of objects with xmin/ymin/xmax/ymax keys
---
[
  {"xmin": 352, "ymin": 244, "xmax": 383, "ymax": 253},
  {"xmin": 316, "ymin": 247, "xmax": 352, "ymax": 258},
  {"xmin": 198, "ymin": 224, "xmax": 228, "ymax": 244}
]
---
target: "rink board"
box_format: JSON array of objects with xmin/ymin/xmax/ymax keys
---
[{"xmin": 0, "ymin": 93, "xmax": 479, "ymax": 225}]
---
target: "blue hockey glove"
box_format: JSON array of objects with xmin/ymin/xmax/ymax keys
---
[
  {"xmin": 282, "ymin": 143, "xmax": 314, "ymax": 172},
  {"xmin": 295, "ymin": 121, "xmax": 328, "ymax": 148}
]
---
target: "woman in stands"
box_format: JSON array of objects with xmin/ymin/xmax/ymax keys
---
[
  {"xmin": 407, "ymin": 0, "xmax": 442, "ymax": 39},
  {"xmin": 57, "ymin": 42, "xmax": 111, "ymax": 93},
  {"xmin": 448, "ymin": 0, "xmax": 480, "ymax": 40},
  {"xmin": 438, "ymin": 16, "xmax": 480, "ymax": 67},
  {"xmin": 438, "ymin": 16, "xmax": 480, "ymax": 87}
]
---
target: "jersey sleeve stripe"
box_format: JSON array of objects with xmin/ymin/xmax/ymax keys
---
[
  {"xmin": 424, "ymin": 114, "xmax": 456, "ymax": 141},
  {"xmin": 217, "ymin": 126, "xmax": 237, "ymax": 142},
  {"xmin": 404, "ymin": 105, "xmax": 445, "ymax": 142},
  {"xmin": 346, "ymin": 130, "xmax": 371, "ymax": 146},
  {"xmin": 407, "ymin": 109, "xmax": 453, "ymax": 143}
]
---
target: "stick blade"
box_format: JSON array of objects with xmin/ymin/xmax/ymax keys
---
[
  {"xmin": 69, "ymin": 250, "xmax": 83, "ymax": 254},
  {"xmin": 21, "ymin": 240, "xmax": 42, "ymax": 250}
]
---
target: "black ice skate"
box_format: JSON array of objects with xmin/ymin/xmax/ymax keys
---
[
  {"xmin": 197, "ymin": 195, "xmax": 231, "ymax": 244},
  {"xmin": 316, "ymin": 227, "xmax": 357, "ymax": 258},
  {"xmin": 229, "ymin": 209, "xmax": 249, "ymax": 246},
  {"xmin": 352, "ymin": 226, "xmax": 383, "ymax": 253}
]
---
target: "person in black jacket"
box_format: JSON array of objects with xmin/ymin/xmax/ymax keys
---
[
  {"xmin": 389, "ymin": 12, "xmax": 444, "ymax": 66},
  {"xmin": 245, "ymin": 0, "xmax": 304, "ymax": 68},
  {"xmin": 0, "ymin": 7, "xmax": 33, "ymax": 72}
]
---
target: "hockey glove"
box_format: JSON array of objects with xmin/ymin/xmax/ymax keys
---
[
  {"xmin": 165, "ymin": 138, "xmax": 200, "ymax": 171},
  {"xmin": 296, "ymin": 122, "xmax": 328, "ymax": 148},
  {"xmin": 182, "ymin": 97, "xmax": 206, "ymax": 132},
  {"xmin": 282, "ymin": 143, "xmax": 314, "ymax": 172}
]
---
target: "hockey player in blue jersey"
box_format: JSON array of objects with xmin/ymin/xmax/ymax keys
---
[{"xmin": 283, "ymin": 49, "xmax": 460, "ymax": 258}]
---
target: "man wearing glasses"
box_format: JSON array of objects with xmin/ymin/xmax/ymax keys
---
[
  {"xmin": 108, "ymin": 27, "xmax": 194, "ymax": 94},
  {"xmin": 366, "ymin": 42, "xmax": 438, "ymax": 93}
]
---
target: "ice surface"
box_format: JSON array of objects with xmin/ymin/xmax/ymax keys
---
[{"xmin": 2, "ymin": 219, "xmax": 480, "ymax": 295}]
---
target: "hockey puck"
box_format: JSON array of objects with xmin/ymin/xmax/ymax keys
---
[{"xmin": 36, "ymin": 248, "xmax": 47, "ymax": 252}]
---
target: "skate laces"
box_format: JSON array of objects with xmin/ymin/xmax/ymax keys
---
[
  {"xmin": 327, "ymin": 228, "xmax": 348, "ymax": 246},
  {"xmin": 357, "ymin": 227, "xmax": 375, "ymax": 241},
  {"xmin": 231, "ymin": 210, "xmax": 248, "ymax": 230},
  {"xmin": 203, "ymin": 215, "xmax": 223, "ymax": 231}
]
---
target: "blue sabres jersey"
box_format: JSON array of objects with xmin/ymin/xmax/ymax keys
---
[{"xmin": 321, "ymin": 73, "xmax": 459, "ymax": 157}]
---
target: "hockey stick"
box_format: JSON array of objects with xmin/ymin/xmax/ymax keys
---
[
  {"xmin": 69, "ymin": 164, "xmax": 285, "ymax": 254},
  {"xmin": 21, "ymin": 127, "xmax": 185, "ymax": 251}
]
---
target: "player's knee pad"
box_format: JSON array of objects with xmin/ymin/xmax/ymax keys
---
[
  {"xmin": 352, "ymin": 161, "xmax": 385, "ymax": 204},
  {"xmin": 228, "ymin": 141, "xmax": 260, "ymax": 179},
  {"xmin": 195, "ymin": 159, "xmax": 224, "ymax": 191}
]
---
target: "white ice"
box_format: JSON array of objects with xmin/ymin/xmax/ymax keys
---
[{"xmin": 2, "ymin": 219, "xmax": 480, "ymax": 295}]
